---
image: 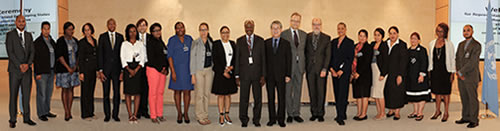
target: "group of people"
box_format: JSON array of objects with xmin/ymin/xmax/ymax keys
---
[{"xmin": 6, "ymin": 12, "xmax": 482, "ymax": 129}]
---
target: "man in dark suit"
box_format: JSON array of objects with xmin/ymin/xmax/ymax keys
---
[
  {"xmin": 455, "ymin": 25, "xmax": 481, "ymax": 128},
  {"xmin": 265, "ymin": 20, "xmax": 291, "ymax": 128},
  {"xmin": 281, "ymin": 13, "xmax": 307, "ymax": 123},
  {"xmin": 329, "ymin": 22, "xmax": 354, "ymax": 126},
  {"xmin": 97, "ymin": 18, "xmax": 124, "ymax": 122},
  {"xmin": 7, "ymin": 15, "xmax": 36, "ymax": 128},
  {"xmin": 305, "ymin": 18, "xmax": 331, "ymax": 122},
  {"xmin": 234, "ymin": 20, "xmax": 266, "ymax": 127}
]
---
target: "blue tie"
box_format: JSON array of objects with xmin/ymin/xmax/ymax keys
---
[{"xmin": 273, "ymin": 39, "xmax": 278, "ymax": 54}]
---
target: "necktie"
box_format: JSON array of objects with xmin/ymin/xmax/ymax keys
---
[
  {"xmin": 273, "ymin": 39, "xmax": 278, "ymax": 54},
  {"xmin": 247, "ymin": 36, "xmax": 252, "ymax": 55},
  {"xmin": 19, "ymin": 33, "xmax": 25, "ymax": 49},
  {"xmin": 293, "ymin": 30, "xmax": 299, "ymax": 47},
  {"xmin": 312, "ymin": 34, "xmax": 318, "ymax": 51},
  {"xmin": 110, "ymin": 33, "xmax": 115, "ymax": 50}
]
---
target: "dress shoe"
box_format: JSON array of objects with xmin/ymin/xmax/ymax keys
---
[
  {"xmin": 336, "ymin": 120, "xmax": 345, "ymax": 126},
  {"xmin": 266, "ymin": 121, "xmax": 275, "ymax": 126},
  {"xmin": 355, "ymin": 116, "xmax": 367, "ymax": 121},
  {"xmin": 104, "ymin": 116, "xmax": 110, "ymax": 122},
  {"xmin": 430, "ymin": 111, "xmax": 441, "ymax": 120},
  {"xmin": 393, "ymin": 116, "xmax": 400, "ymax": 120},
  {"xmin": 415, "ymin": 115, "xmax": 424, "ymax": 121},
  {"xmin": 278, "ymin": 122, "xmax": 286, "ymax": 127},
  {"xmin": 253, "ymin": 122, "xmax": 261, "ymax": 127},
  {"xmin": 39, "ymin": 116, "xmax": 48, "ymax": 121},
  {"xmin": 467, "ymin": 122, "xmax": 479, "ymax": 128},
  {"xmin": 287, "ymin": 117, "xmax": 293, "ymax": 123},
  {"xmin": 113, "ymin": 117, "xmax": 120, "ymax": 122},
  {"xmin": 386, "ymin": 113, "xmax": 395, "ymax": 117},
  {"xmin": 9, "ymin": 121, "xmax": 16, "ymax": 128},
  {"xmin": 23, "ymin": 120, "xmax": 36, "ymax": 126},
  {"xmin": 294, "ymin": 116, "xmax": 304, "ymax": 123},
  {"xmin": 455, "ymin": 119, "xmax": 469, "ymax": 124},
  {"xmin": 142, "ymin": 113, "xmax": 151, "ymax": 119},
  {"xmin": 310, "ymin": 116, "xmax": 317, "ymax": 121},
  {"xmin": 46, "ymin": 113, "xmax": 57, "ymax": 118},
  {"xmin": 318, "ymin": 116, "xmax": 325, "ymax": 122},
  {"xmin": 241, "ymin": 123, "xmax": 248, "ymax": 127}
]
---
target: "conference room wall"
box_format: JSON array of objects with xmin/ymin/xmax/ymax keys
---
[{"xmin": 63, "ymin": 0, "xmax": 437, "ymax": 104}]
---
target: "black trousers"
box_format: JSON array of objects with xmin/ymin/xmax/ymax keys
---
[
  {"xmin": 9, "ymin": 70, "xmax": 32, "ymax": 122},
  {"xmin": 138, "ymin": 67, "xmax": 149, "ymax": 116},
  {"xmin": 266, "ymin": 78, "xmax": 286, "ymax": 123},
  {"xmin": 239, "ymin": 79, "xmax": 262, "ymax": 124},
  {"xmin": 81, "ymin": 69, "xmax": 96, "ymax": 118},
  {"xmin": 306, "ymin": 71, "xmax": 327, "ymax": 117},
  {"xmin": 332, "ymin": 73, "xmax": 350, "ymax": 120},
  {"xmin": 102, "ymin": 71, "xmax": 121, "ymax": 118}
]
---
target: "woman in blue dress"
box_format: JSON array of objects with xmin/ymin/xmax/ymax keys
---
[{"xmin": 168, "ymin": 21, "xmax": 194, "ymax": 124}]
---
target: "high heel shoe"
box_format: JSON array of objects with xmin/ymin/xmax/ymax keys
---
[
  {"xmin": 415, "ymin": 115, "xmax": 424, "ymax": 121},
  {"xmin": 64, "ymin": 115, "xmax": 70, "ymax": 121},
  {"xmin": 386, "ymin": 112, "xmax": 395, "ymax": 117},
  {"xmin": 177, "ymin": 114, "xmax": 183, "ymax": 124},
  {"xmin": 184, "ymin": 113, "xmax": 190, "ymax": 124},
  {"xmin": 219, "ymin": 113, "xmax": 225, "ymax": 127},
  {"xmin": 441, "ymin": 114, "xmax": 448, "ymax": 122},
  {"xmin": 430, "ymin": 111, "xmax": 442, "ymax": 120},
  {"xmin": 225, "ymin": 112, "xmax": 233, "ymax": 125}
]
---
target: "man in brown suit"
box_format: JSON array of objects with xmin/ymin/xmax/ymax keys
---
[{"xmin": 455, "ymin": 24, "xmax": 481, "ymax": 128}]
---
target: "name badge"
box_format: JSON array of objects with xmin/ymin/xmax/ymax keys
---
[
  {"xmin": 356, "ymin": 52, "xmax": 363, "ymax": 57},
  {"xmin": 206, "ymin": 51, "xmax": 212, "ymax": 56},
  {"xmin": 163, "ymin": 49, "xmax": 167, "ymax": 55},
  {"xmin": 411, "ymin": 58, "xmax": 417, "ymax": 64},
  {"xmin": 249, "ymin": 57, "xmax": 254, "ymax": 65},
  {"xmin": 465, "ymin": 52, "xmax": 470, "ymax": 58},
  {"xmin": 183, "ymin": 46, "xmax": 189, "ymax": 52},
  {"xmin": 296, "ymin": 56, "xmax": 299, "ymax": 61},
  {"xmin": 229, "ymin": 53, "xmax": 233, "ymax": 56}
]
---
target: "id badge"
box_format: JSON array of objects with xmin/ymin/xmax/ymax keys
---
[
  {"xmin": 249, "ymin": 57, "xmax": 254, "ymax": 65},
  {"xmin": 465, "ymin": 52, "xmax": 470, "ymax": 58},
  {"xmin": 206, "ymin": 51, "xmax": 212, "ymax": 56},
  {"xmin": 296, "ymin": 56, "xmax": 299, "ymax": 62},
  {"xmin": 183, "ymin": 46, "xmax": 189, "ymax": 52}
]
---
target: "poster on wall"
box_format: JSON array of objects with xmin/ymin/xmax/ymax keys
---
[
  {"xmin": 0, "ymin": 0, "xmax": 58, "ymax": 58},
  {"xmin": 450, "ymin": 0, "xmax": 499, "ymax": 59}
]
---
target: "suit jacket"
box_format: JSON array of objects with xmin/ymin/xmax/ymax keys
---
[
  {"xmin": 78, "ymin": 37, "xmax": 98, "ymax": 73},
  {"xmin": 234, "ymin": 34, "xmax": 266, "ymax": 80},
  {"xmin": 386, "ymin": 39, "xmax": 409, "ymax": 77},
  {"xmin": 456, "ymin": 38, "xmax": 482, "ymax": 83},
  {"xmin": 6, "ymin": 29, "xmax": 34, "ymax": 73},
  {"xmin": 34, "ymin": 35, "xmax": 56, "ymax": 75},
  {"xmin": 370, "ymin": 41, "xmax": 389, "ymax": 77},
  {"xmin": 212, "ymin": 40, "xmax": 236, "ymax": 75},
  {"xmin": 97, "ymin": 32, "xmax": 124, "ymax": 75},
  {"xmin": 305, "ymin": 32, "xmax": 331, "ymax": 73},
  {"xmin": 190, "ymin": 38, "xmax": 213, "ymax": 74},
  {"xmin": 146, "ymin": 37, "xmax": 168, "ymax": 72},
  {"xmin": 329, "ymin": 36, "xmax": 355, "ymax": 76},
  {"xmin": 281, "ymin": 28, "xmax": 307, "ymax": 74},
  {"xmin": 55, "ymin": 36, "xmax": 79, "ymax": 73},
  {"xmin": 265, "ymin": 38, "xmax": 291, "ymax": 81},
  {"xmin": 353, "ymin": 43, "xmax": 373, "ymax": 86}
]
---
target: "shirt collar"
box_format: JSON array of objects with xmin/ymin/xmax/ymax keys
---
[
  {"xmin": 273, "ymin": 37, "xmax": 280, "ymax": 43},
  {"xmin": 16, "ymin": 28, "xmax": 24, "ymax": 35},
  {"xmin": 246, "ymin": 34, "xmax": 254, "ymax": 40},
  {"xmin": 388, "ymin": 38, "xmax": 400, "ymax": 46},
  {"xmin": 108, "ymin": 31, "xmax": 115, "ymax": 35}
]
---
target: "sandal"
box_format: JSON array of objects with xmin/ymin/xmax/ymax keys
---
[{"xmin": 225, "ymin": 112, "xmax": 233, "ymax": 124}]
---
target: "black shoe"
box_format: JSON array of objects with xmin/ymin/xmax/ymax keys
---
[
  {"xmin": 23, "ymin": 120, "xmax": 36, "ymax": 126},
  {"xmin": 266, "ymin": 121, "xmax": 275, "ymax": 126},
  {"xmin": 46, "ymin": 113, "xmax": 57, "ymax": 118},
  {"xmin": 336, "ymin": 120, "xmax": 345, "ymax": 126},
  {"xmin": 355, "ymin": 116, "xmax": 367, "ymax": 121},
  {"xmin": 241, "ymin": 123, "xmax": 248, "ymax": 127},
  {"xmin": 318, "ymin": 116, "xmax": 325, "ymax": 122},
  {"xmin": 136, "ymin": 113, "xmax": 141, "ymax": 119},
  {"xmin": 177, "ymin": 114, "xmax": 183, "ymax": 124},
  {"xmin": 353, "ymin": 116, "xmax": 360, "ymax": 120},
  {"xmin": 104, "ymin": 116, "xmax": 110, "ymax": 122},
  {"xmin": 467, "ymin": 122, "xmax": 479, "ymax": 128},
  {"xmin": 184, "ymin": 114, "xmax": 190, "ymax": 124},
  {"xmin": 294, "ymin": 116, "xmax": 304, "ymax": 123},
  {"xmin": 113, "ymin": 117, "xmax": 120, "ymax": 122},
  {"xmin": 386, "ymin": 113, "xmax": 395, "ymax": 117},
  {"xmin": 334, "ymin": 117, "xmax": 347, "ymax": 121},
  {"xmin": 393, "ymin": 116, "xmax": 400, "ymax": 120},
  {"xmin": 142, "ymin": 113, "xmax": 151, "ymax": 119},
  {"xmin": 310, "ymin": 116, "xmax": 317, "ymax": 121},
  {"xmin": 287, "ymin": 117, "xmax": 293, "ymax": 123},
  {"xmin": 253, "ymin": 122, "xmax": 261, "ymax": 127},
  {"xmin": 455, "ymin": 119, "xmax": 470, "ymax": 124},
  {"xmin": 39, "ymin": 116, "xmax": 48, "ymax": 121},
  {"xmin": 9, "ymin": 121, "xmax": 15, "ymax": 128},
  {"xmin": 278, "ymin": 122, "xmax": 286, "ymax": 127}
]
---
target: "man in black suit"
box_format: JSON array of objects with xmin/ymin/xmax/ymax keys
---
[
  {"xmin": 265, "ymin": 20, "xmax": 291, "ymax": 128},
  {"xmin": 7, "ymin": 15, "xmax": 36, "ymax": 128},
  {"xmin": 305, "ymin": 18, "xmax": 331, "ymax": 122},
  {"xmin": 97, "ymin": 18, "xmax": 124, "ymax": 122},
  {"xmin": 329, "ymin": 22, "xmax": 354, "ymax": 126},
  {"xmin": 234, "ymin": 20, "xmax": 266, "ymax": 127}
]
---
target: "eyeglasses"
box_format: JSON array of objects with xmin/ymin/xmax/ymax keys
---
[
  {"xmin": 221, "ymin": 31, "xmax": 230, "ymax": 34},
  {"xmin": 152, "ymin": 29, "xmax": 161, "ymax": 32},
  {"xmin": 199, "ymin": 29, "xmax": 208, "ymax": 32}
]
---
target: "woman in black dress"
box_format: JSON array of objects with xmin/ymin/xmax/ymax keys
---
[
  {"xmin": 428, "ymin": 23, "xmax": 455, "ymax": 122},
  {"xmin": 384, "ymin": 26, "xmax": 408, "ymax": 120},
  {"xmin": 120, "ymin": 24, "xmax": 147, "ymax": 124},
  {"xmin": 78, "ymin": 23, "xmax": 98, "ymax": 121},
  {"xmin": 211, "ymin": 26, "xmax": 237, "ymax": 126},
  {"xmin": 406, "ymin": 32, "xmax": 430, "ymax": 121},
  {"xmin": 351, "ymin": 29, "xmax": 373, "ymax": 121}
]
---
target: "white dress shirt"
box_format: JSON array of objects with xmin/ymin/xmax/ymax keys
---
[
  {"xmin": 222, "ymin": 41, "xmax": 233, "ymax": 67},
  {"xmin": 16, "ymin": 28, "xmax": 25, "ymax": 47},
  {"xmin": 387, "ymin": 38, "xmax": 400, "ymax": 55},
  {"xmin": 120, "ymin": 40, "xmax": 146, "ymax": 68}
]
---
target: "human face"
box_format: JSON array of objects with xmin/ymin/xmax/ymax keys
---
[
  {"xmin": 462, "ymin": 25, "xmax": 473, "ymax": 39},
  {"xmin": 41, "ymin": 24, "xmax": 50, "ymax": 38},
  {"xmin": 138, "ymin": 21, "xmax": 148, "ymax": 34},
  {"xmin": 65, "ymin": 25, "xmax": 74, "ymax": 37},
  {"xmin": 374, "ymin": 31, "xmax": 382, "ymax": 43},
  {"xmin": 220, "ymin": 28, "xmax": 230, "ymax": 42},
  {"xmin": 244, "ymin": 22, "xmax": 254, "ymax": 36},
  {"xmin": 389, "ymin": 29, "xmax": 398, "ymax": 42},
  {"xmin": 290, "ymin": 15, "xmax": 301, "ymax": 29},
  {"xmin": 107, "ymin": 19, "xmax": 116, "ymax": 32},
  {"xmin": 199, "ymin": 24, "xmax": 208, "ymax": 39},
  {"xmin": 129, "ymin": 27, "xmax": 137, "ymax": 41},
  {"xmin": 337, "ymin": 24, "xmax": 346, "ymax": 37},
  {"xmin": 436, "ymin": 26, "xmax": 445, "ymax": 39},
  {"xmin": 15, "ymin": 16, "xmax": 26, "ymax": 31},
  {"xmin": 151, "ymin": 26, "xmax": 162, "ymax": 39},
  {"xmin": 410, "ymin": 35, "xmax": 420, "ymax": 47},
  {"xmin": 83, "ymin": 25, "xmax": 92, "ymax": 37},
  {"xmin": 271, "ymin": 23, "xmax": 282, "ymax": 38},
  {"xmin": 312, "ymin": 18, "xmax": 321, "ymax": 35},
  {"xmin": 175, "ymin": 23, "xmax": 185, "ymax": 36},
  {"xmin": 358, "ymin": 32, "xmax": 367, "ymax": 44}
]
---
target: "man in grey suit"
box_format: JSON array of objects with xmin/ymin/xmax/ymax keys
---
[
  {"xmin": 455, "ymin": 24, "xmax": 481, "ymax": 128},
  {"xmin": 305, "ymin": 18, "xmax": 331, "ymax": 122},
  {"xmin": 281, "ymin": 12, "xmax": 307, "ymax": 123},
  {"xmin": 6, "ymin": 15, "xmax": 36, "ymax": 128}
]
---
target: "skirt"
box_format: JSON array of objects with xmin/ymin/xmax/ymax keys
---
[
  {"xmin": 123, "ymin": 68, "xmax": 144, "ymax": 95},
  {"xmin": 56, "ymin": 72, "xmax": 80, "ymax": 88},
  {"xmin": 371, "ymin": 63, "xmax": 386, "ymax": 98}
]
